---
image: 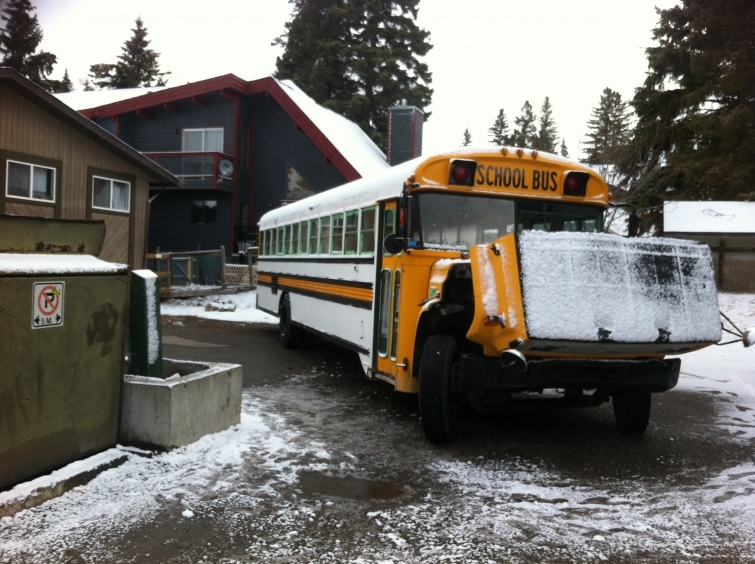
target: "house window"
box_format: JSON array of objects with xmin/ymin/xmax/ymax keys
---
[
  {"xmin": 6, "ymin": 160, "xmax": 55, "ymax": 202},
  {"xmin": 191, "ymin": 200, "xmax": 217, "ymax": 224},
  {"xmin": 92, "ymin": 175, "xmax": 130, "ymax": 212},
  {"xmin": 183, "ymin": 128, "xmax": 224, "ymax": 152}
]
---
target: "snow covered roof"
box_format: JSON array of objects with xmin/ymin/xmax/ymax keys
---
[
  {"xmin": 259, "ymin": 157, "xmax": 419, "ymax": 229},
  {"xmin": 53, "ymin": 74, "xmax": 389, "ymax": 180},
  {"xmin": 664, "ymin": 201, "xmax": 755, "ymax": 234},
  {"xmin": 275, "ymin": 79, "xmax": 388, "ymax": 178},
  {"xmin": 54, "ymin": 86, "xmax": 168, "ymax": 112},
  {"xmin": 0, "ymin": 254, "xmax": 128, "ymax": 275}
]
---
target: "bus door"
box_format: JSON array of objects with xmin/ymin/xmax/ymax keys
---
[{"xmin": 375, "ymin": 201, "xmax": 404, "ymax": 380}]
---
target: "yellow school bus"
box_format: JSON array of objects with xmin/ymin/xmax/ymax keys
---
[{"xmin": 256, "ymin": 148, "xmax": 722, "ymax": 443}]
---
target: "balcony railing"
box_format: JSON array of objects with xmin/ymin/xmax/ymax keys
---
[{"xmin": 144, "ymin": 152, "xmax": 236, "ymax": 190}]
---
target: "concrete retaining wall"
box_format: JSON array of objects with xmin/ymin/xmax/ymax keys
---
[{"xmin": 120, "ymin": 358, "xmax": 242, "ymax": 450}]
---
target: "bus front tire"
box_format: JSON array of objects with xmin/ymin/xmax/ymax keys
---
[
  {"xmin": 613, "ymin": 390, "xmax": 651, "ymax": 434},
  {"xmin": 279, "ymin": 294, "xmax": 301, "ymax": 349},
  {"xmin": 419, "ymin": 335, "xmax": 459, "ymax": 444}
]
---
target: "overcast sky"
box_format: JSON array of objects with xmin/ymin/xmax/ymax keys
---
[{"xmin": 33, "ymin": 0, "xmax": 679, "ymax": 160}]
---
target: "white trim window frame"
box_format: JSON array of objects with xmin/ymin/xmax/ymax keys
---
[
  {"xmin": 92, "ymin": 175, "xmax": 131, "ymax": 213},
  {"xmin": 182, "ymin": 128, "xmax": 224, "ymax": 152},
  {"xmin": 5, "ymin": 159, "xmax": 56, "ymax": 202}
]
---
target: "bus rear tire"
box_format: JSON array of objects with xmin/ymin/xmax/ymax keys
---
[
  {"xmin": 419, "ymin": 335, "xmax": 459, "ymax": 444},
  {"xmin": 279, "ymin": 294, "xmax": 301, "ymax": 349},
  {"xmin": 613, "ymin": 390, "xmax": 651, "ymax": 434}
]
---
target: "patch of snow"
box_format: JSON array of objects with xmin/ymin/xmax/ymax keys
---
[
  {"xmin": 664, "ymin": 201, "xmax": 755, "ymax": 234},
  {"xmin": 133, "ymin": 270, "xmax": 160, "ymax": 365},
  {"xmin": 277, "ymin": 80, "xmax": 389, "ymax": 178},
  {"xmin": 160, "ymin": 291, "xmax": 277, "ymax": 324},
  {"xmin": 476, "ymin": 246, "xmax": 498, "ymax": 317},
  {"xmin": 54, "ymin": 86, "xmax": 168, "ymax": 111},
  {"xmin": 0, "ymin": 254, "xmax": 127, "ymax": 275},
  {"xmin": 518, "ymin": 231, "xmax": 721, "ymax": 343}
]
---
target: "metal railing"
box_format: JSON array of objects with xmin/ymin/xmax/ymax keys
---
[
  {"xmin": 144, "ymin": 152, "xmax": 236, "ymax": 189},
  {"xmin": 236, "ymin": 225, "xmax": 259, "ymax": 255}
]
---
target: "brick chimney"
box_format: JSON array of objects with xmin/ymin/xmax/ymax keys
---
[{"xmin": 387, "ymin": 101, "xmax": 423, "ymax": 166}]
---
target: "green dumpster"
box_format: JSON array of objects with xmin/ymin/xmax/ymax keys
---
[{"xmin": 0, "ymin": 215, "xmax": 128, "ymax": 489}]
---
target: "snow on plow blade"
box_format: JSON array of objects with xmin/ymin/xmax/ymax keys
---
[{"xmin": 518, "ymin": 231, "xmax": 722, "ymax": 351}]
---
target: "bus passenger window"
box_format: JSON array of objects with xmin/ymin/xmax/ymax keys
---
[
  {"xmin": 298, "ymin": 221, "xmax": 308, "ymax": 253},
  {"xmin": 276, "ymin": 227, "xmax": 285, "ymax": 255},
  {"xmin": 360, "ymin": 207, "xmax": 376, "ymax": 254},
  {"xmin": 284, "ymin": 225, "xmax": 292, "ymax": 255},
  {"xmin": 332, "ymin": 213, "xmax": 344, "ymax": 253},
  {"xmin": 309, "ymin": 218, "xmax": 319, "ymax": 253},
  {"xmin": 291, "ymin": 223, "xmax": 299, "ymax": 254},
  {"xmin": 345, "ymin": 211, "xmax": 359, "ymax": 254},
  {"xmin": 319, "ymin": 216, "xmax": 331, "ymax": 253}
]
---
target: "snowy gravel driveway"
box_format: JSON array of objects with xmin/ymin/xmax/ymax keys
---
[{"xmin": 1, "ymin": 293, "xmax": 753, "ymax": 563}]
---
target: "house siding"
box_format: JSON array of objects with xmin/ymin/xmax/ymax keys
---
[
  {"xmin": 148, "ymin": 190, "xmax": 232, "ymax": 253},
  {"xmin": 251, "ymin": 94, "xmax": 349, "ymax": 224},
  {"xmin": 0, "ymin": 83, "xmax": 153, "ymax": 267}
]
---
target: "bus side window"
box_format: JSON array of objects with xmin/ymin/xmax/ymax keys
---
[
  {"xmin": 298, "ymin": 221, "xmax": 308, "ymax": 254},
  {"xmin": 276, "ymin": 226, "xmax": 284, "ymax": 255},
  {"xmin": 260, "ymin": 231, "xmax": 266, "ymax": 256},
  {"xmin": 377, "ymin": 269, "xmax": 392, "ymax": 356},
  {"xmin": 319, "ymin": 216, "xmax": 331, "ymax": 254},
  {"xmin": 345, "ymin": 211, "xmax": 359, "ymax": 254},
  {"xmin": 360, "ymin": 207, "xmax": 376, "ymax": 254},
  {"xmin": 309, "ymin": 218, "xmax": 319, "ymax": 254},
  {"xmin": 291, "ymin": 223, "xmax": 299, "ymax": 254},
  {"xmin": 383, "ymin": 208, "xmax": 396, "ymax": 254},
  {"xmin": 332, "ymin": 213, "xmax": 345, "ymax": 253}
]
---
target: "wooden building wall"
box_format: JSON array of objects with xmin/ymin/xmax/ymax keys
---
[{"xmin": 0, "ymin": 83, "xmax": 154, "ymax": 267}]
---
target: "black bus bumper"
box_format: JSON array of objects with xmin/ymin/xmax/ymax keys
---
[{"xmin": 460, "ymin": 356, "xmax": 681, "ymax": 393}]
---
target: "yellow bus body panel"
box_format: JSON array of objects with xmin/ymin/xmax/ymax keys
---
[{"xmin": 466, "ymin": 234, "xmax": 528, "ymax": 356}]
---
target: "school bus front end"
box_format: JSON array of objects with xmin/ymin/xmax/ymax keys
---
[{"xmin": 401, "ymin": 150, "xmax": 722, "ymax": 443}]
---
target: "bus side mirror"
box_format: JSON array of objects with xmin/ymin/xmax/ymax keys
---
[
  {"xmin": 628, "ymin": 212, "xmax": 639, "ymax": 237},
  {"xmin": 383, "ymin": 233, "xmax": 404, "ymax": 255}
]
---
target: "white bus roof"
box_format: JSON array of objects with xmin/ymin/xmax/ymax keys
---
[{"xmin": 258, "ymin": 147, "xmax": 592, "ymax": 229}]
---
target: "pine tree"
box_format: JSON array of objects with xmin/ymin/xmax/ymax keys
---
[
  {"xmin": 274, "ymin": 0, "xmax": 433, "ymax": 151},
  {"xmin": 0, "ymin": 0, "xmax": 57, "ymax": 89},
  {"xmin": 620, "ymin": 0, "xmax": 755, "ymax": 231},
  {"xmin": 559, "ymin": 138, "xmax": 569, "ymax": 158},
  {"xmin": 488, "ymin": 108, "xmax": 511, "ymax": 146},
  {"xmin": 532, "ymin": 96, "xmax": 558, "ymax": 153},
  {"xmin": 47, "ymin": 68, "xmax": 73, "ymax": 93},
  {"xmin": 583, "ymin": 88, "xmax": 632, "ymax": 165},
  {"xmin": 89, "ymin": 18, "xmax": 170, "ymax": 89},
  {"xmin": 512, "ymin": 101, "xmax": 536, "ymax": 148},
  {"xmin": 462, "ymin": 128, "xmax": 472, "ymax": 147}
]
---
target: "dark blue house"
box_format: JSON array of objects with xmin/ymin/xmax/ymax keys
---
[{"xmin": 56, "ymin": 74, "xmax": 392, "ymax": 259}]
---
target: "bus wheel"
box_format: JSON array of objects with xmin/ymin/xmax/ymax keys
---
[
  {"xmin": 278, "ymin": 294, "xmax": 301, "ymax": 348},
  {"xmin": 419, "ymin": 335, "xmax": 459, "ymax": 444},
  {"xmin": 613, "ymin": 390, "xmax": 651, "ymax": 434}
]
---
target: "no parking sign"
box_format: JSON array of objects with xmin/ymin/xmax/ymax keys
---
[{"xmin": 32, "ymin": 282, "xmax": 65, "ymax": 329}]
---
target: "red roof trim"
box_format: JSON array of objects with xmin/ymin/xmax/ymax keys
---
[{"xmin": 77, "ymin": 74, "xmax": 362, "ymax": 182}]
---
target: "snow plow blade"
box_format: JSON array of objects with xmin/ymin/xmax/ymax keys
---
[{"xmin": 467, "ymin": 231, "xmax": 722, "ymax": 358}]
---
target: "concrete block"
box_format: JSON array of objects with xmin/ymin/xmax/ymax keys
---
[{"xmin": 120, "ymin": 358, "xmax": 242, "ymax": 450}]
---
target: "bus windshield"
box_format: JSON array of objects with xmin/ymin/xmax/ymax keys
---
[{"xmin": 411, "ymin": 193, "xmax": 603, "ymax": 250}]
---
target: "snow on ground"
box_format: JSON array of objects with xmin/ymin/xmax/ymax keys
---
[
  {"xmin": 675, "ymin": 292, "xmax": 755, "ymax": 439},
  {"xmin": 0, "ymin": 292, "xmax": 752, "ymax": 562},
  {"xmin": 159, "ymin": 291, "xmax": 277, "ymax": 324}
]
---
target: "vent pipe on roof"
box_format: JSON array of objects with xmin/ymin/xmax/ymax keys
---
[{"xmin": 387, "ymin": 103, "xmax": 423, "ymax": 166}]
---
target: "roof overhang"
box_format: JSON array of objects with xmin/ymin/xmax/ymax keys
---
[
  {"xmin": 76, "ymin": 74, "xmax": 362, "ymax": 182},
  {"xmin": 0, "ymin": 68, "xmax": 183, "ymax": 187}
]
